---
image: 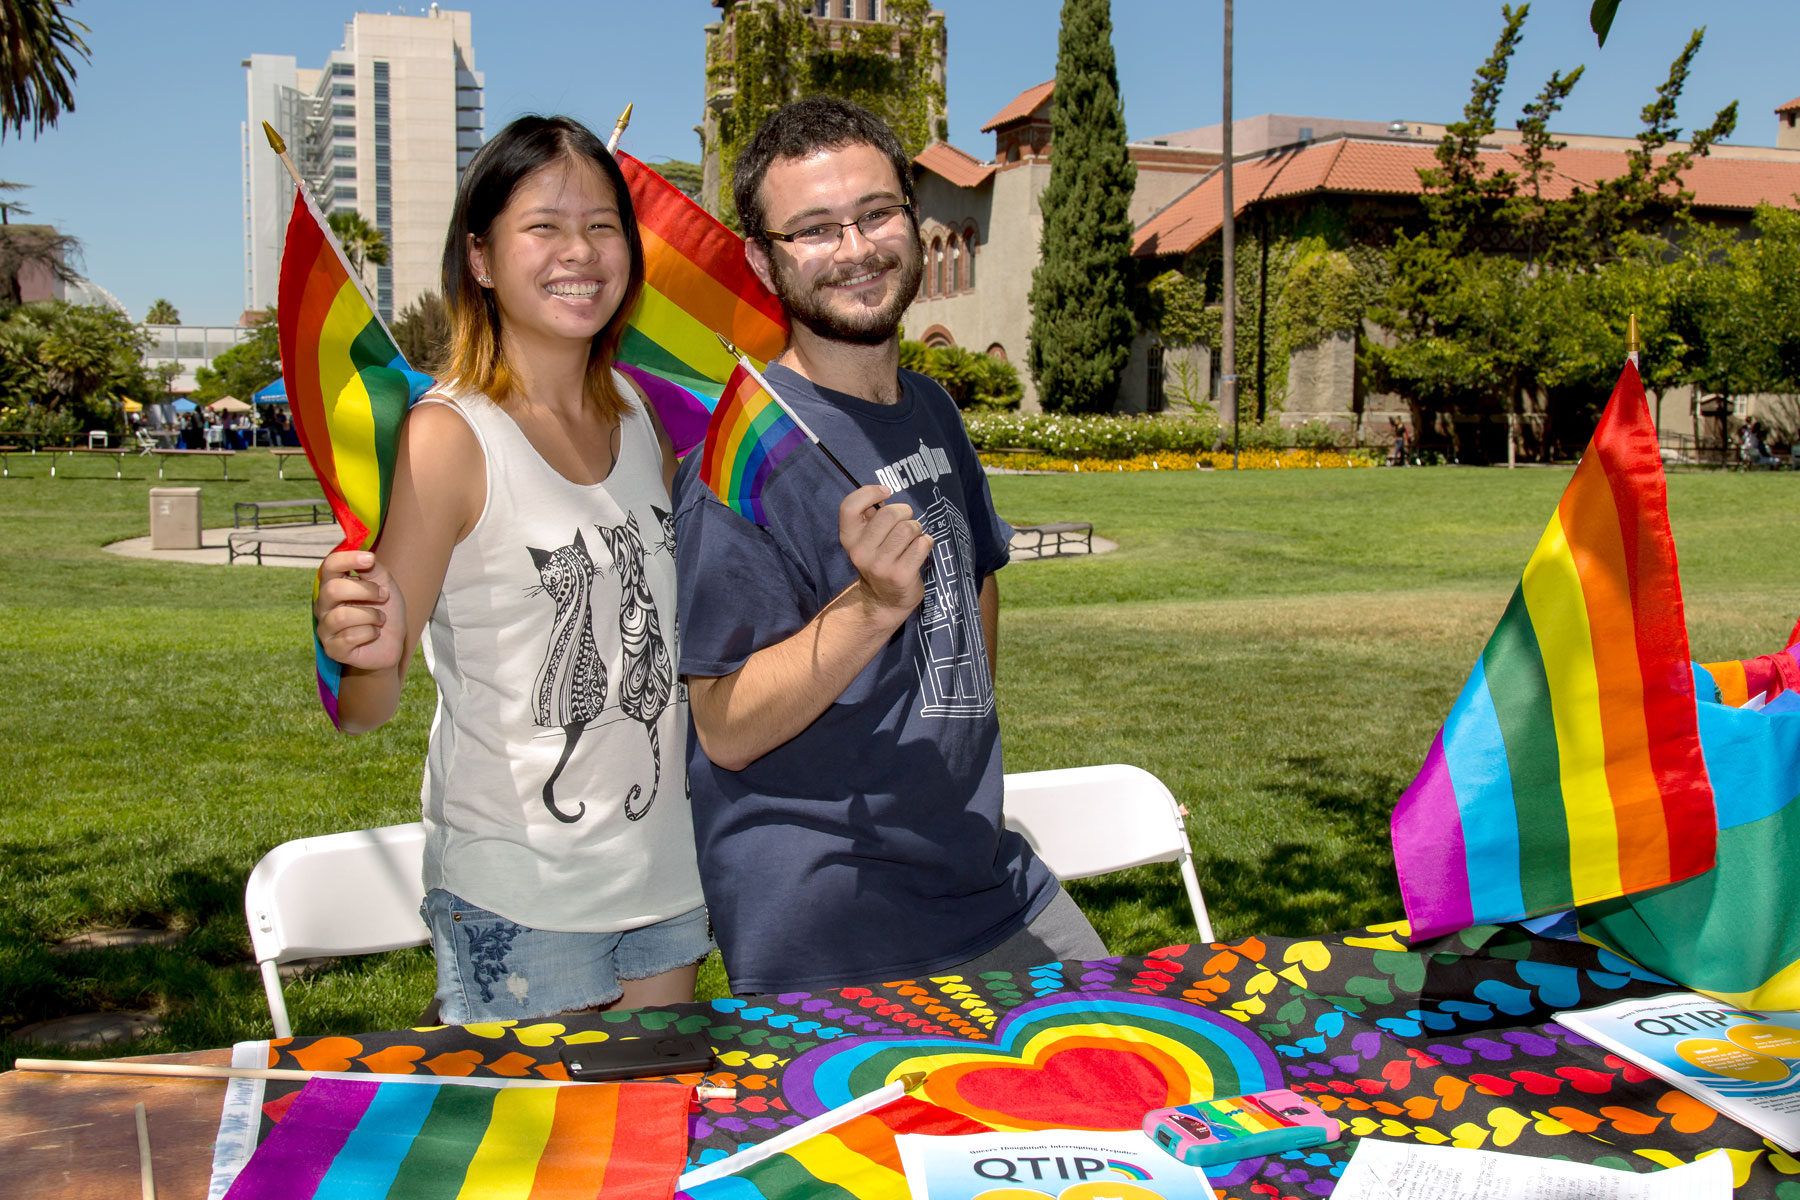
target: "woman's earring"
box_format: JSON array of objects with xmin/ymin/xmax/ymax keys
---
[{"xmin": 476, "ymin": 275, "xmax": 492, "ymax": 287}]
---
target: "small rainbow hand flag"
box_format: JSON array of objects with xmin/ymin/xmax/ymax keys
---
[
  {"xmin": 676, "ymin": 1094, "xmax": 990, "ymax": 1200},
  {"xmin": 276, "ymin": 185, "xmax": 433, "ymax": 727},
  {"xmin": 224, "ymin": 1077, "xmax": 692, "ymax": 1200},
  {"xmin": 698, "ymin": 364, "xmax": 810, "ymax": 525},
  {"xmin": 616, "ymin": 151, "xmax": 788, "ymax": 454},
  {"xmin": 1390, "ymin": 360, "xmax": 1718, "ymax": 940}
]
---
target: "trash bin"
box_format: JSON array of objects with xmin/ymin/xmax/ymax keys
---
[{"xmin": 149, "ymin": 486, "xmax": 202, "ymax": 550}]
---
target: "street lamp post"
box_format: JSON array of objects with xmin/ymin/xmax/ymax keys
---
[{"xmin": 1220, "ymin": 0, "xmax": 1238, "ymax": 468}]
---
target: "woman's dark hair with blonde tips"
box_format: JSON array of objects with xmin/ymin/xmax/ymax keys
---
[{"xmin": 439, "ymin": 114, "xmax": 645, "ymax": 418}]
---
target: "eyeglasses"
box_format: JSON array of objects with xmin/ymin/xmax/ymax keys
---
[{"xmin": 764, "ymin": 203, "xmax": 914, "ymax": 249}]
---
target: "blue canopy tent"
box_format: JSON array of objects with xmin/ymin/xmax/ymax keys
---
[
  {"xmin": 172, "ymin": 398, "xmax": 197, "ymax": 413},
  {"xmin": 251, "ymin": 378, "xmax": 286, "ymax": 404}
]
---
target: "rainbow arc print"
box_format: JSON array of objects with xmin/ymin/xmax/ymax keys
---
[
  {"xmin": 699, "ymin": 365, "xmax": 808, "ymax": 525},
  {"xmin": 1391, "ymin": 361, "xmax": 1717, "ymax": 940}
]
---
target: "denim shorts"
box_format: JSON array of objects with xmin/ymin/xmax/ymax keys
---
[{"xmin": 421, "ymin": 890, "xmax": 712, "ymax": 1025}]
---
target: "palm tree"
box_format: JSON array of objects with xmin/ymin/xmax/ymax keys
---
[
  {"xmin": 0, "ymin": 0, "xmax": 91, "ymax": 140},
  {"xmin": 327, "ymin": 209, "xmax": 390, "ymax": 277},
  {"xmin": 144, "ymin": 298, "xmax": 179, "ymax": 324},
  {"xmin": 0, "ymin": 179, "xmax": 29, "ymax": 224}
]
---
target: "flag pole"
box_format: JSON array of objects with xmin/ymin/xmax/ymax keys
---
[
  {"xmin": 261, "ymin": 122, "xmax": 391, "ymax": 334},
  {"xmin": 1627, "ymin": 310, "xmax": 1640, "ymax": 368},
  {"xmin": 606, "ymin": 103, "xmax": 633, "ymax": 154},
  {"xmin": 715, "ymin": 332, "xmax": 864, "ymax": 491}
]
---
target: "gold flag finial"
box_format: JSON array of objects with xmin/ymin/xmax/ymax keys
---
[
  {"xmin": 262, "ymin": 122, "xmax": 286, "ymax": 155},
  {"xmin": 715, "ymin": 330, "xmax": 741, "ymax": 359},
  {"xmin": 1627, "ymin": 311, "xmax": 1640, "ymax": 356},
  {"xmin": 607, "ymin": 103, "xmax": 633, "ymax": 153}
]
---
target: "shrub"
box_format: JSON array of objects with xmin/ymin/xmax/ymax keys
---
[{"xmin": 901, "ymin": 341, "xmax": 1023, "ymax": 410}]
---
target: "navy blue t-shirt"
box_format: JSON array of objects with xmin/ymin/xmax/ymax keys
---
[{"xmin": 673, "ymin": 364, "xmax": 1055, "ymax": 992}]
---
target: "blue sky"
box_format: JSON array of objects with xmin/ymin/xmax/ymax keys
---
[{"xmin": 6, "ymin": 0, "xmax": 1789, "ymax": 325}]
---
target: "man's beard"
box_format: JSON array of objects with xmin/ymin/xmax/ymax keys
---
[{"xmin": 767, "ymin": 236, "xmax": 925, "ymax": 346}]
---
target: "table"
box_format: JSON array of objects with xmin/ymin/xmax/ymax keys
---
[
  {"xmin": 6, "ymin": 927, "xmax": 1791, "ymax": 1198},
  {"xmin": 0, "ymin": 1049, "xmax": 229, "ymax": 1200}
]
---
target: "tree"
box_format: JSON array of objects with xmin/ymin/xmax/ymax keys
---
[
  {"xmin": 392, "ymin": 291, "xmax": 450, "ymax": 371},
  {"xmin": 192, "ymin": 308, "xmax": 280, "ymax": 403},
  {"xmin": 144, "ymin": 297, "xmax": 179, "ymax": 324},
  {"xmin": 0, "ymin": 301, "xmax": 153, "ymax": 437},
  {"xmin": 653, "ymin": 160, "xmax": 703, "ymax": 200},
  {"xmin": 0, "ymin": 220, "xmax": 78, "ymax": 305},
  {"xmin": 1026, "ymin": 0, "xmax": 1137, "ymax": 413},
  {"xmin": 1415, "ymin": 3, "xmax": 1526, "ymax": 246},
  {"xmin": 0, "ymin": 0, "xmax": 90, "ymax": 140},
  {"xmin": 327, "ymin": 210, "xmax": 389, "ymax": 276},
  {"xmin": 1567, "ymin": 28, "xmax": 1736, "ymax": 259},
  {"xmin": 0, "ymin": 178, "xmax": 30, "ymax": 224}
]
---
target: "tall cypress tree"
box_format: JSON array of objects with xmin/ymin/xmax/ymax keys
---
[{"xmin": 1027, "ymin": 0, "xmax": 1137, "ymax": 413}]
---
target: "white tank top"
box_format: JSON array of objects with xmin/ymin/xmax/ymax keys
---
[{"xmin": 418, "ymin": 375, "xmax": 700, "ymax": 933}]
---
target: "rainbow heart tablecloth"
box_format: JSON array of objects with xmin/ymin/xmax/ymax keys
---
[{"xmin": 232, "ymin": 925, "xmax": 1800, "ymax": 1199}]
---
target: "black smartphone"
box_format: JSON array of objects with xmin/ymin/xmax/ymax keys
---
[{"xmin": 559, "ymin": 1034, "xmax": 715, "ymax": 1082}]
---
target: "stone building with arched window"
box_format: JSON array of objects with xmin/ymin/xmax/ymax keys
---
[{"xmin": 905, "ymin": 80, "xmax": 1214, "ymax": 411}]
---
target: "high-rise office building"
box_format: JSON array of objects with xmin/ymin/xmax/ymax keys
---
[{"xmin": 242, "ymin": 6, "xmax": 483, "ymax": 322}]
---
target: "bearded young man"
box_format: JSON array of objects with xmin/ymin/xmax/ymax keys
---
[{"xmin": 671, "ymin": 97, "xmax": 1106, "ymax": 995}]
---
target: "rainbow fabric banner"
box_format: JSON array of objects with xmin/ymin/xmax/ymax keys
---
[
  {"xmin": 676, "ymin": 1095, "xmax": 990, "ymax": 1200},
  {"xmin": 1579, "ymin": 648, "xmax": 1800, "ymax": 1009},
  {"xmin": 224, "ymin": 1077, "xmax": 691, "ymax": 1200},
  {"xmin": 616, "ymin": 151, "xmax": 788, "ymax": 453},
  {"xmin": 698, "ymin": 365, "xmax": 808, "ymax": 524},
  {"xmin": 277, "ymin": 186, "xmax": 433, "ymax": 727},
  {"xmin": 1699, "ymin": 643, "xmax": 1800, "ymax": 709},
  {"xmin": 1390, "ymin": 361, "xmax": 1717, "ymax": 941}
]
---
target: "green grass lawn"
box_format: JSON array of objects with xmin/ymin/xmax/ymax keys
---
[{"xmin": 2, "ymin": 450, "xmax": 1795, "ymax": 1066}]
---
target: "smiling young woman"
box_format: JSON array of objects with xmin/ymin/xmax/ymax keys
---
[{"xmin": 312, "ymin": 115, "xmax": 709, "ymax": 1025}]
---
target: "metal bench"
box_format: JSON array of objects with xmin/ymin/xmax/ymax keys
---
[
  {"xmin": 1012, "ymin": 521, "xmax": 1094, "ymax": 558},
  {"xmin": 227, "ymin": 521, "xmax": 343, "ymax": 565},
  {"xmin": 235, "ymin": 498, "xmax": 331, "ymax": 529}
]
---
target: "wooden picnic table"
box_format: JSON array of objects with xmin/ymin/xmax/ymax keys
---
[
  {"xmin": 0, "ymin": 444, "xmax": 17, "ymax": 477},
  {"xmin": 42, "ymin": 447, "xmax": 236, "ymax": 480},
  {"xmin": 0, "ymin": 1049, "xmax": 230, "ymax": 1200},
  {"xmin": 270, "ymin": 447, "xmax": 311, "ymax": 480},
  {"xmin": 153, "ymin": 449, "xmax": 235, "ymax": 480}
]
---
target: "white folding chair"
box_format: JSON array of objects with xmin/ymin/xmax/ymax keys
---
[
  {"xmin": 244, "ymin": 822, "xmax": 430, "ymax": 1038},
  {"xmin": 1002, "ymin": 764, "xmax": 1214, "ymax": 943}
]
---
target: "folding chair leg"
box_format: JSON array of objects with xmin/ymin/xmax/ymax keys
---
[
  {"xmin": 260, "ymin": 958, "xmax": 294, "ymax": 1039},
  {"xmin": 1179, "ymin": 856, "xmax": 1214, "ymax": 944}
]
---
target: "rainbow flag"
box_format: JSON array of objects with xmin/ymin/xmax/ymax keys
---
[
  {"xmin": 277, "ymin": 187, "xmax": 433, "ymax": 727},
  {"xmin": 616, "ymin": 151, "xmax": 788, "ymax": 453},
  {"xmin": 224, "ymin": 1077, "xmax": 691, "ymax": 1200},
  {"xmin": 1390, "ymin": 360, "xmax": 1717, "ymax": 940},
  {"xmin": 676, "ymin": 1095, "xmax": 989, "ymax": 1200},
  {"xmin": 698, "ymin": 365, "xmax": 808, "ymax": 525}
]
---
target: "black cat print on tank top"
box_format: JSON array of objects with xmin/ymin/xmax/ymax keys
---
[
  {"xmin": 525, "ymin": 529, "xmax": 606, "ymax": 823},
  {"xmin": 597, "ymin": 512, "xmax": 674, "ymax": 821}
]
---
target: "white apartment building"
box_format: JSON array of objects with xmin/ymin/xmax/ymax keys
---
[{"xmin": 242, "ymin": 6, "xmax": 483, "ymax": 321}]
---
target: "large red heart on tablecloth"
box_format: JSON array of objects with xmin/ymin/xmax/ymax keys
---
[{"xmin": 946, "ymin": 1045, "xmax": 1175, "ymax": 1128}]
